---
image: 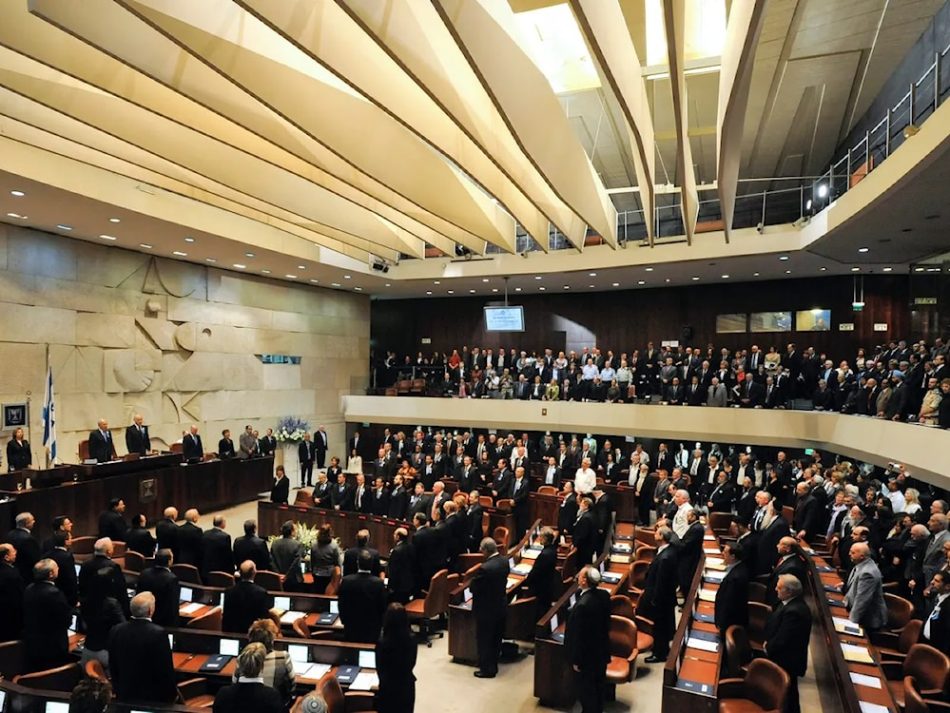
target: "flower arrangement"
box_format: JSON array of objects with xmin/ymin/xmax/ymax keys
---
[
  {"xmin": 275, "ymin": 416, "xmax": 310, "ymax": 443},
  {"xmin": 266, "ymin": 521, "xmax": 341, "ymax": 555}
]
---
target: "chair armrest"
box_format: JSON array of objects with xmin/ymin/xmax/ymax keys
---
[
  {"xmin": 922, "ymin": 699, "xmax": 950, "ymax": 711},
  {"xmin": 878, "ymin": 650, "xmax": 907, "ymax": 663},
  {"xmin": 879, "ymin": 661, "xmax": 903, "ymax": 681},
  {"xmin": 176, "ymin": 677, "xmax": 208, "ymax": 700},
  {"xmin": 343, "ymin": 691, "xmax": 377, "ymax": 712},
  {"xmin": 869, "ymin": 630, "xmax": 900, "ymax": 648},
  {"xmin": 510, "ymin": 596, "xmax": 537, "ymax": 610},
  {"xmin": 717, "ymin": 678, "xmax": 747, "ymax": 698},
  {"xmin": 635, "ymin": 615, "xmax": 654, "ymax": 635},
  {"xmin": 920, "ymin": 689, "xmax": 946, "ymax": 700}
]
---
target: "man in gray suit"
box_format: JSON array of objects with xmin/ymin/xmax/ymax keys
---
[
  {"xmin": 923, "ymin": 514, "xmax": 950, "ymax": 581},
  {"xmin": 706, "ymin": 376, "xmax": 728, "ymax": 407},
  {"xmin": 844, "ymin": 542, "xmax": 887, "ymax": 632},
  {"xmin": 238, "ymin": 425, "xmax": 258, "ymax": 459}
]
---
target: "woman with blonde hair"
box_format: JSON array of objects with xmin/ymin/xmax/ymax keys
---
[{"xmin": 236, "ymin": 619, "xmax": 295, "ymax": 703}]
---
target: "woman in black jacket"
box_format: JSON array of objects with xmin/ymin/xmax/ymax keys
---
[
  {"xmin": 270, "ymin": 465, "xmax": 290, "ymax": 505},
  {"xmin": 376, "ymin": 603, "xmax": 417, "ymax": 713}
]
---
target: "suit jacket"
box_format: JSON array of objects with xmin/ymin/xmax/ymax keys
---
[
  {"xmin": 79, "ymin": 554, "xmax": 130, "ymax": 623},
  {"xmin": 218, "ymin": 438, "xmax": 236, "ymax": 458},
  {"xmin": 411, "ymin": 525, "xmax": 446, "ymax": 589},
  {"xmin": 109, "ymin": 618, "xmax": 178, "ymax": 704},
  {"xmin": 4, "ymin": 527, "xmax": 40, "ymax": 582},
  {"xmin": 0, "ymin": 562, "xmax": 24, "ymax": 641},
  {"xmin": 736, "ymin": 489, "xmax": 758, "ymax": 524},
  {"xmin": 466, "ymin": 504, "xmax": 485, "ymax": 550},
  {"xmin": 298, "ymin": 440, "xmax": 316, "ymax": 464},
  {"xmin": 558, "ymin": 493, "xmax": 579, "ymax": 536},
  {"xmin": 352, "ymin": 484, "xmax": 373, "ymax": 514},
  {"xmin": 47, "ymin": 546, "xmax": 78, "ymax": 606},
  {"xmin": 343, "ymin": 546, "xmax": 382, "ymax": 577},
  {"xmin": 6, "ymin": 438, "xmax": 31, "ymax": 471},
  {"xmin": 642, "ymin": 545, "xmax": 679, "ymax": 618},
  {"xmin": 233, "ymin": 535, "xmax": 270, "ymax": 573},
  {"xmin": 270, "ymin": 475, "xmax": 290, "ymax": 505},
  {"xmin": 793, "ymin": 495, "xmax": 822, "ymax": 540},
  {"xmin": 572, "ymin": 511, "xmax": 597, "ymax": 565},
  {"xmin": 314, "ymin": 430, "xmax": 328, "ymax": 453},
  {"xmin": 388, "ymin": 487, "xmax": 408, "ymax": 520},
  {"xmin": 222, "ymin": 580, "xmax": 270, "ymax": 633},
  {"xmin": 715, "ymin": 562, "xmax": 750, "ymax": 633},
  {"xmin": 767, "ymin": 555, "xmax": 807, "ymax": 607},
  {"xmin": 270, "ymin": 537, "xmax": 303, "ymax": 575},
  {"xmin": 88, "ymin": 429, "xmax": 116, "ymax": 463},
  {"xmin": 371, "ymin": 487, "xmax": 391, "ymax": 517},
  {"xmin": 177, "ymin": 521, "xmax": 204, "ymax": 569},
  {"xmin": 493, "ymin": 469, "xmax": 514, "ymax": 499},
  {"xmin": 212, "ymin": 682, "xmax": 283, "ymax": 713},
  {"xmin": 845, "ymin": 558, "xmax": 888, "ymax": 630},
  {"xmin": 708, "ymin": 482, "xmax": 736, "ymax": 513},
  {"xmin": 923, "ymin": 531, "xmax": 950, "ymax": 580},
  {"xmin": 565, "ymin": 587, "xmax": 611, "ymax": 671},
  {"xmin": 764, "ymin": 596, "xmax": 812, "ymax": 676},
  {"xmin": 156, "ymin": 518, "xmax": 179, "ymax": 560},
  {"xmin": 471, "ymin": 554, "xmax": 509, "ymax": 624},
  {"xmin": 98, "ymin": 510, "xmax": 128, "ymax": 542},
  {"xmin": 125, "ymin": 424, "xmax": 151, "ymax": 455},
  {"xmin": 521, "ymin": 544, "xmax": 558, "ymax": 610},
  {"xmin": 126, "ymin": 527, "xmax": 156, "ymax": 558},
  {"xmin": 313, "ymin": 481, "xmax": 333, "ymax": 509},
  {"xmin": 921, "ymin": 594, "xmax": 950, "ymax": 655},
  {"xmin": 755, "ymin": 516, "xmax": 791, "ymax": 576},
  {"xmin": 339, "ymin": 572, "xmax": 387, "ymax": 643},
  {"xmin": 238, "ymin": 432, "xmax": 258, "ymax": 458},
  {"xmin": 259, "ymin": 435, "xmax": 277, "ymax": 456},
  {"xmin": 331, "ymin": 482, "xmax": 355, "ymax": 511},
  {"xmin": 136, "ymin": 566, "xmax": 180, "ymax": 628},
  {"xmin": 386, "ymin": 540, "xmax": 416, "ymax": 598},
  {"xmin": 201, "ymin": 528, "xmax": 234, "ymax": 577},
  {"xmin": 182, "ymin": 433, "xmax": 203, "ymax": 461},
  {"xmin": 23, "ymin": 581, "xmax": 71, "ymax": 669}
]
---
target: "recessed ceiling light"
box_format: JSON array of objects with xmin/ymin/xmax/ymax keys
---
[
  {"xmin": 332, "ymin": 282, "xmax": 341, "ymax": 287},
  {"xmin": 611, "ymin": 282, "xmax": 619, "ymax": 287},
  {"xmin": 753, "ymin": 272, "xmax": 760, "ymax": 276},
  {"xmin": 434, "ymin": 280, "xmax": 441, "ymax": 285},
  {"xmin": 539, "ymin": 287, "xmax": 545, "ymax": 291},
  {"xmin": 820, "ymin": 267, "xmax": 827, "ymax": 271},
  {"xmin": 645, "ymin": 267, "xmax": 654, "ymax": 272},
  {"xmin": 98, "ymin": 234, "xmax": 117, "ymax": 241},
  {"xmin": 139, "ymin": 243, "xmax": 152, "ymax": 249},
  {"xmin": 172, "ymin": 251, "xmax": 188, "ymax": 257},
  {"xmin": 261, "ymin": 269, "xmax": 271, "ymax": 274},
  {"xmin": 10, "ymin": 190, "xmax": 25, "ymax": 197},
  {"xmin": 638, "ymin": 280, "xmax": 646, "ymax": 285},
  {"xmin": 914, "ymin": 267, "xmax": 925, "ymax": 272},
  {"xmin": 469, "ymin": 289, "xmax": 476, "ymax": 293},
  {"xmin": 343, "ymin": 275, "xmax": 352, "ymax": 280},
  {"xmin": 426, "ymin": 290, "xmax": 433, "ymax": 295},
  {"xmin": 184, "ymin": 237, "xmax": 195, "ymax": 243},
  {"xmin": 385, "ymin": 283, "xmax": 391, "ymax": 287},
  {"xmin": 56, "ymin": 224, "xmax": 72, "ymax": 231},
  {"xmin": 534, "ymin": 275, "xmax": 542, "ymax": 280},
  {"xmin": 851, "ymin": 267, "xmax": 860, "ymax": 272},
  {"xmin": 109, "ymin": 217, "xmax": 120, "ymax": 223},
  {"xmin": 778, "ymin": 255, "xmax": 789, "ymax": 261},
  {"xmin": 665, "ymin": 278, "xmax": 671, "ymax": 283},
  {"xmin": 691, "ymin": 276, "xmax": 700, "ymax": 281},
  {"xmin": 6, "ymin": 212, "xmax": 25, "ymax": 219},
  {"xmin": 721, "ymin": 274, "xmax": 730, "ymax": 279},
  {"xmin": 286, "ymin": 274, "xmax": 298, "ymax": 279},
  {"xmin": 514, "ymin": 287, "xmax": 522, "ymax": 292},
  {"xmin": 354, "ymin": 286, "xmax": 363, "ymax": 291},
  {"xmin": 589, "ymin": 284, "xmax": 595, "ymax": 288},
  {"xmin": 882, "ymin": 267, "xmax": 893, "ymax": 272},
  {"xmin": 232, "ymin": 263, "xmax": 246, "ymax": 268},
  {"xmin": 482, "ymin": 278, "xmax": 489, "ymax": 283},
  {"xmin": 785, "ymin": 270, "xmax": 792, "ymax": 274},
  {"xmin": 205, "ymin": 258, "xmax": 216, "ymax": 263},
  {"xmin": 297, "ymin": 265, "xmax": 305, "ymax": 270},
  {"xmin": 310, "ymin": 279, "xmax": 319, "ymax": 283},
  {"xmin": 491, "ymin": 288, "xmax": 498, "ymax": 293},
  {"xmin": 858, "ymin": 247, "xmax": 869, "ymax": 253},
  {"xmin": 589, "ymin": 272, "xmax": 597, "ymax": 277},
  {"xmin": 447, "ymin": 290, "xmax": 455, "ymax": 294},
  {"xmin": 245, "ymin": 252, "xmax": 255, "ymax": 258},
  {"xmin": 563, "ymin": 285, "xmax": 570, "ymax": 290}
]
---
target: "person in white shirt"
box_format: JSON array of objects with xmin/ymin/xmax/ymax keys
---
[
  {"xmin": 884, "ymin": 481, "xmax": 906, "ymax": 513},
  {"xmin": 657, "ymin": 490, "xmax": 692, "ymax": 538},
  {"xmin": 574, "ymin": 458, "xmax": 597, "ymax": 495}
]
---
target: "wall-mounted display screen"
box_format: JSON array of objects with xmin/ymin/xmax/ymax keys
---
[
  {"xmin": 484, "ymin": 306, "xmax": 525, "ymax": 332},
  {"xmin": 715, "ymin": 313, "xmax": 747, "ymax": 333},
  {"xmin": 750, "ymin": 311, "xmax": 792, "ymax": 332},
  {"xmin": 796, "ymin": 309, "xmax": 831, "ymax": 331}
]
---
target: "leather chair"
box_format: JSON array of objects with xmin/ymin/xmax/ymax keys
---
[
  {"xmin": 255, "ymin": 570, "xmax": 284, "ymax": 592},
  {"xmin": 610, "ymin": 595, "xmax": 653, "ymax": 654},
  {"xmin": 561, "ymin": 548, "xmax": 580, "ymax": 582},
  {"xmin": 718, "ymin": 658, "xmax": 790, "ymax": 713},
  {"xmin": 71, "ymin": 536, "xmax": 96, "ymax": 562},
  {"xmin": 187, "ymin": 606, "xmax": 223, "ymax": 631},
  {"xmin": 14, "ymin": 663, "xmax": 83, "ymax": 692},
  {"xmin": 410, "ymin": 378, "xmax": 426, "ymax": 395},
  {"xmin": 293, "ymin": 490, "xmax": 313, "ymax": 507},
  {"xmin": 324, "ymin": 566, "xmax": 342, "ymax": 596},
  {"xmin": 318, "ymin": 670, "xmax": 375, "ymax": 713},
  {"xmin": 634, "ymin": 545, "xmax": 656, "ymax": 562},
  {"xmin": 875, "ymin": 619, "xmax": 923, "ymax": 660},
  {"xmin": 177, "ymin": 678, "xmax": 216, "ymax": 708},
  {"xmin": 626, "ymin": 560, "xmax": 650, "ymax": 604},
  {"xmin": 478, "ymin": 495, "xmax": 494, "ymax": 508},
  {"xmin": 206, "ymin": 571, "xmax": 235, "ymax": 588},
  {"xmin": 537, "ymin": 485, "xmax": 558, "ymax": 495},
  {"xmin": 905, "ymin": 675, "xmax": 950, "ymax": 713},
  {"xmin": 747, "ymin": 582, "xmax": 768, "ymax": 604},
  {"xmin": 492, "ymin": 526, "xmax": 510, "ymax": 550},
  {"xmin": 724, "ymin": 625, "xmax": 754, "ymax": 678},
  {"xmin": 123, "ymin": 550, "xmax": 145, "ymax": 573},
  {"xmin": 708, "ymin": 512, "xmax": 733, "ymax": 535},
  {"xmin": 172, "ymin": 563, "xmax": 202, "ymax": 585},
  {"xmin": 882, "ymin": 644, "xmax": 950, "ymax": 708},
  {"xmin": 83, "ymin": 659, "xmax": 109, "ymax": 683},
  {"xmin": 505, "ymin": 595, "xmax": 539, "ymax": 641},
  {"xmin": 746, "ymin": 602, "xmax": 772, "ymax": 651},
  {"xmin": 456, "ymin": 553, "xmax": 484, "ymax": 574},
  {"xmin": 0, "ymin": 640, "xmax": 25, "ymax": 680},
  {"xmin": 292, "ymin": 617, "xmax": 311, "ymax": 639},
  {"xmin": 406, "ymin": 568, "xmax": 450, "ymax": 647},
  {"xmin": 605, "ymin": 615, "xmax": 638, "ymax": 691},
  {"xmin": 885, "ymin": 593, "xmax": 915, "ymax": 631}
]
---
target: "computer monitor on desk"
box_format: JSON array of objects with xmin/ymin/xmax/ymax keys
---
[
  {"xmin": 358, "ymin": 650, "xmax": 376, "ymax": 669},
  {"xmin": 180, "ymin": 587, "xmax": 193, "ymax": 602},
  {"xmin": 219, "ymin": 639, "xmax": 239, "ymax": 657}
]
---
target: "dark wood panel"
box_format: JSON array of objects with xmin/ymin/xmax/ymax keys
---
[{"xmin": 372, "ymin": 275, "xmax": 912, "ymax": 359}]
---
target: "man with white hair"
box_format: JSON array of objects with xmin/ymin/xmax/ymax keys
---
[
  {"xmin": 109, "ymin": 592, "xmax": 177, "ymax": 705},
  {"xmin": 658, "ymin": 490, "xmax": 693, "ymax": 539},
  {"xmin": 844, "ymin": 542, "xmax": 887, "ymax": 631},
  {"xmin": 5, "ymin": 512, "xmax": 39, "ymax": 581},
  {"xmin": 764, "ymin": 575, "xmax": 812, "ymax": 713},
  {"xmin": 23, "ymin": 558, "xmax": 71, "ymax": 671},
  {"xmin": 78, "ymin": 538, "xmax": 130, "ymax": 627},
  {"xmin": 574, "ymin": 457, "xmax": 596, "ymax": 495}
]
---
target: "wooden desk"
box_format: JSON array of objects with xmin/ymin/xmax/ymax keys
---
[
  {"xmin": 0, "ymin": 680, "xmax": 204, "ymax": 713},
  {"xmin": 2, "ymin": 456, "xmax": 273, "ymax": 539},
  {"xmin": 257, "ymin": 501, "xmax": 410, "ymax": 558}
]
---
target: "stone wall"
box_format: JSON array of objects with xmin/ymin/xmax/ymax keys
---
[{"xmin": 0, "ymin": 224, "xmax": 370, "ymax": 467}]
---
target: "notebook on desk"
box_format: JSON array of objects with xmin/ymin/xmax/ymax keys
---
[
  {"xmin": 549, "ymin": 614, "xmax": 565, "ymax": 642},
  {"xmin": 692, "ymin": 611, "xmax": 714, "ymax": 624},
  {"xmin": 675, "ymin": 678, "xmax": 713, "ymax": 695},
  {"xmin": 317, "ymin": 612, "xmax": 340, "ymax": 625},
  {"xmin": 199, "ymin": 654, "xmax": 233, "ymax": 672},
  {"xmin": 335, "ymin": 665, "xmax": 361, "ymax": 685},
  {"xmin": 601, "ymin": 571, "xmax": 622, "ymax": 584},
  {"xmin": 511, "ymin": 563, "xmax": 532, "ymax": 576}
]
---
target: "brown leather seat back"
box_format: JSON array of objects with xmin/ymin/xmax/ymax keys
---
[
  {"xmin": 747, "ymin": 602, "xmax": 772, "ymax": 644},
  {"xmin": 899, "ymin": 620, "xmax": 923, "ymax": 653},
  {"xmin": 886, "ymin": 594, "xmax": 914, "ymax": 630},
  {"xmin": 171, "ymin": 563, "xmax": 202, "ymax": 585},
  {"xmin": 424, "ymin": 569, "xmax": 450, "ymax": 618},
  {"xmin": 744, "ymin": 658, "xmax": 790, "ymax": 711},
  {"xmin": 747, "ymin": 582, "xmax": 768, "ymax": 604},
  {"xmin": 608, "ymin": 615, "xmax": 637, "ymax": 659},
  {"xmin": 187, "ymin": 606, "xmax": 222, "ymax": 631},
  {"xmin": 318, "ymin": 672, "xmax": 345, "ymax": 713},
  {"xmin": 13, "ymin": 663, "xmax": 82, "ymax": 692},
  {"xmin": 724, "ymin": 625, "xmax": 753, "ymax": 678},
  {"xmin": 904, "ymin": 643, "xmax": 950, "ymax": 691},
  {"xmin": 255, "ymin": 570, "xmax": 283, "ymax": 592},
  {"xmin": 903, "ymin": 675, "xmax": 930, "ymax": 713},
  {"xmin": 629, "ymin": 560, "xmax": 650, "ymax": 589},
  {"xmin": 610, "ymin": 594, "xmax": 636, "ymax": 621}
]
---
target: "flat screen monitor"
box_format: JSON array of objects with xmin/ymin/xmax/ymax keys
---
[
  {"xmin": 219, "ymin": 639, "xmax": 239, "ymax": 657},
  {"xmin": 274, "ymin": 596, "xmax": 291, "ymax": 611},
  {"xmin": 550, "ymin": 614, "xmax": 558, "ymax": 632},
  {"xmin": 484, "ymin": 306, "xmax": 525, "ymax": 332},
  {"xmin": 46, "ymin": 704, "xmax": 69, "ymax": 713},
  {"xmin": 288, "ymin": 644, "xmax": 309, "ymax": 664},
  {"xmin": 358, "ymin": 650, "xmax": 377, "ymax": 669},
  {"xmin": 329, "ymin": 600, "xmax": 339, "ymax": 615},
  {"xmin": 167, "ymin": 634, "xmax": 174, "ymax": 650},
  {"xmin": 180, "ymin": 586, "xmax": 193, "ymax": 603}
]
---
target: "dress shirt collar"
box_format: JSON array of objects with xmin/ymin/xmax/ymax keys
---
[{"xmin": 237, "ymin": 677, "xmax": 264, "ymax": 684}]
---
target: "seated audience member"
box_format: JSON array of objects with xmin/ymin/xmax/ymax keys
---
[
  {"xmin": 23, "ymin": 558, "xmax": 72, "ymax": 671},
  {"xmin": 310, "ymin": 524, "xmax": 342, "ymax": 594},
  {"xmin": 213, "ymin": 642, "xmax": 284, "ymax": 713},
  {"xmin": 338, "ymin": 551, "xmax": 387, "ymax": 644},
  {"xmin": 223, "ymin": 561, "xmax": 270, "ymax": 634},
  {"xmin": 238, "ymin": 619, "xmax": 295, "ymax": 703},
  {"xmin": 343, "ymin": 528, "xmax": 382, "ymax": 577},
  {"xmin": 376, "ymin": 603, "xmax": 418, "ymax": 713},
  {"xmin": 135, "ymin": 549, "xmax": 180, "ymax": 628},
  {"xmin": 109, "ymin": 592, "xmax": 178, "ymax": 705},
  {"xmin": 125, "ymin": 513, "xmax": 156, "ymax": 556},
  {"xmin": 69, "ymin": 679, "xmax": 113, "ymax": 713},
  {"xmin": 234, "ymin": 519, "xmax": 271, "ymax": 573}
]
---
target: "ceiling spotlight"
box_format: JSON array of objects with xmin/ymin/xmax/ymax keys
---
[
  {"xmin": 819, "ymin": 267, "xmax": 827, "ymax": 271},
  {"xmin": 691, "ymin": 276, "xmax": 700, "ymax": 281},
  {"xmin": 310, "ymin": 279, "xmax": 319, "ymax": 283},
  {"xmin": 534, "ymin": 275, "xmax": 542, "ymax": 280},
  {"xmin": 343, "ymin": 275, "xmax": 352, "ymax": 280},
  {"xmin": 447, "ymin": 290, "xmax": 455, "ymax": 294},
  {"xmin": 385, "ymin": 283, "xmax": 391, "ymax": 287},
  {"xmin": 56, "ymin": 224, "xmax": 72, "ymax": 231},
  {"xmin": 6, "ymin": 212, "xmax": 26, "ymax": 219},
  {"xmin": 538, "ymin": 287, "xmax": 546, "ymax": 291},
  {"xmin": 98, "ymin": 234, "xmax": 117, "ymax": 241},
  {"xmin": 805, "ymin": 199, "xmax": 812, "ymax": 211},
  {"xmin": 332, "ymin": 282, "xmax": 342, "ymax": 287},
  {"xmin": 10, "ymin": 190, "xmax": 25, "ymax": 197},
  {"xmin": 589, "ymin": 272, "xmax": 597, "ymax": 277},
  {"xmin": 172, "ymin": 251, "xmax": 188, "ymax": 257},
  {"xmin": 563, "ymin": 285, "xmax": 571, "ymax": 290},
  {"xmin": 638, "ymin": 280, "xmax": 646, "ymax": 285},
  {"xmin": 611, "ymin": 282, "xmax": 619, "ymax": 287},
  {"xmin": 482, "ymin": 278, "xmax": 489, "ymax": 283},
  {"xmin": 232, "ymin": 263, "xmax": 246, "ymax": 268},
  {"xmin": 858, "ymin": 247, "xmax": 869, "ymax": 253},
  {"xmin": 816, "ymin": 184, "xmax": 829, "ymax": 199},
  {"xmin": 914, "ymin": 267, "xmax": 925, "ymax": 272},
  {"xmin": 109, "ymin": 217, "xmax": 120, "ymax": 223},
  {"xmin": 491, "ymin": 288, "xmax": 498, "ymax": 293},
  {"xmin": 261, "ymin": 269, "xmax": 271, "ymax": 274},
  {"xmin": 469, "ymin": 289, "xmax": 476, "ymax": 293},
  {"xmin": 354, "ymin": 286, "xmax": 363, "ymax": 291},
  {"xmin": 245, "ymin": 252, "xmax": 255, "ymax": 258},
  {"xmin": 778, "ymin": 255, "xmax": 789, "ymax": 261},
  {"xmin": 139, "ymin": 243, "xmax": 153, "ymax": 249},
  {"xmin": 514, "ymin": 287, "xmax": 523, "ymax": 292},
  {"xmin": 434, "ymin": 280, "xmax": 441, "ymax": 285},
  {"xmin": 645, "ymin": 267, "xmax": 654, "ymax": 272},
  {"xmin": 285, "ymin": 274, "xmax": 297, "ymax": 279},
  {"xmin": 184, "ymin": 236, "xmax": 195, "ymax": 243},
  {"xmin": 851, "ymin": 267, "xmax": 860, "ymax": 272},
  {"xmin": 665, "ymin": 278, "xmax": 671, "ymax": 283},
  {"xmin": 721, "ymin": 274, "xmax": 730, "ymax": 279},
  {"xmin": 882, "ymin": 267, "xmax": 893, "ymax": 272},
  {"xmin": 785, "ymin": 270, "xmax": 792, "ymax": 274},
  {"xmin": 426, "ymin": 290, "xmax": 433, "ymax": 295},
  {"xmin": 205, "ymin": 258, "xmax": 216, "ymax": 263},
  {"xmin": 297, "ymin": 265, "xmax": 305, "ymax": 269},
  {"xmin": 753, "ymin": 272, "xmax": 760, "ymax": 277}
]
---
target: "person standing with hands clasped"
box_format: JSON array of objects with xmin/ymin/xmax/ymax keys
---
[{"xmin": 565, "ymin": 565, "xmax": 611, "ymax": 713}]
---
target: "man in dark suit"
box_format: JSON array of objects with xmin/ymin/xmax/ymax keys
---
[
  {"xmin": 98, "ymin": 498, "xmax": 129, "ymax": 542},
  {"xmin": 5, "ymin": 512, "xmax": 40, "ymax": 583},
  {"xmin": 558, "ymin": 482, "xmax": 579, "ymax": 537},
  {"xmin": 471, "ymin": 538, "xmax": 510, "ymax": 678},
  {"xmin": 386, "ymin": 528, "xmax": 416, "ymax": 603},
  {"xmin": 156, "ymin": 507, "xmax": 179, "ymax": 561},
  {"xmin": 642, "ymin": 527, "xmax": 679, "ymax": 663},
  {"xmin": 343, "ymin": 529, "xmax": 382, "ymax": 577},
  {"xmin": 766, "ymin": 537, "xmax": 807, "ymax": 607},
  {"xmin": 298, "ymin": 433, "xmax": 316, "ymax": 488},
  {"xmin": 407, "ymin": 483, "xmax": 431, "ymax": 521},
  {"xmin": 201, "ymin": 516, "xmax": 234, "ymax": 577},
  {"xmin": 312, "ymin": 472, "xmax": 332, "ymax": 509},
  {"xmin": 45, "ymin": 531, "xmax": 78, "ymax": 606},
  {"xmin": 755, "ymin": 505, "xmax": 791, "ymax": 577},
  {"xmin": 23, "ymin": 558, "xmax": 72, "ymax": 671},
  {"xmin": 764, "ymin": 574, "xmax": 812, "ymax": 713},
  {"xmin": 0, "ymin": 544, "xmax": 24, "ymax": 642},
  {"xmin": 109, "ymin": 592, "xmax": 178, "ymax": 705},
  {"xmin": 792, "ymin": 483, "xmax": 822, "ymax": 541},
  {"xmin": 410, "ymin": 513, "xmax": 446, "ymax": 589},
  {"xmin": 223, "ymin": 561, "xmax": 270, "ymax": 633},
  {"xmin": 511, "ymin": 467, "xmax": 531, "ymax": 539},
  {"xmin": 370, "ymin": 476, "xmax": 391, "ymax": 517},
  {"xmin": 182, "ymin": 425, "xmax": 203, "ymax": 461},
  {"xmin": 88, "ymin": 419, "xmax": 116, "ymax": 463},
  {"xmin": 314, "ymin": 425, "xmax": 329, "ymax": 469},
  {"xmin": 352, "ymin": 474, "xmax": 372, "ymax": 515},
  {"xmin": 715, "ymin": 542, "xmax": 750, "ymax": 634},
  {"xmin": 124, "ymin": 414, "xmax": 151, "ymax": 455},
  {"xmin": 135, "ymin": 549, "xmax": 180, "ymax": 628},
  {"xmin": 707, "ymin": 471, "xmax": 736, "ymax": 513},
  {"xmin": 565, "ymin": 565, "xmax": 611, "ymax": 713},
  {"xmin": 388, "ymin": 476, "xmax": 409, "ymax": 520},
  {"xmin": 330, "ymin": 472, "xmax": 355, "ymax": 511},
  {"xmin": 735, "ymin": 479, "xmax": 758, "ymax": 524},
  {"xmin": 338, "ymin": 551, "xmax": 387, "ymax": 644},
  {"xmin": 79, "ymin": 537, "xmax": 131, "ymax": 630},
  {"xmin": 465, "ymin": 491, "xmax": 485, "ymax": 553},
  {"xmin": 572, "ymin": 496, "xmax": 597, "ymax": 566},
  {"xmin": 176, "ymin": 509, "xmax": 204, "ymax": 570},
  {"xmin": 259, "ymin": 428, "xmax": 277, "ymax": 457},
  {"xmin": 521, "ymin": 527, "xmax": 559, "ymax": 617},
  {"xmin": 676, "ymin": 509, "xmax": 706, "ymax": 596},
  {"xmin": 921, "ymin": 570, "xmax": 950, "ymax": 655},
  {"xmin": 233, "ymin": 520, "xmax": 271, "ymax": 573}
]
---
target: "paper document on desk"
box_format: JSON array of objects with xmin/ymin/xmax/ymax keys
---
[
  {"xmin": 841, "ymin": 643, "xmax": 874, "ymax": 663},
  {"xmin": 521, "ymin": 548, "xmax": 540, "ymax": 560},
  {"xmin": 833, "ymin": 617, "xmax": 864, "ymax": 637},
  {"xmin": 299, "ymin": 663, "xmax": 331, "ymax": 680},
  {"xmin": 506, "ymin": 577, "xmax": 520, "ymax": 590},
  {"xmin": 703, "ymin": 547, "xmax": 721, "ymax": 554},
  {"xmin": 609, "ymin": 553, "xmax": 631, "ymax": 564},
  {"xmin": 280, "ymin": 611, "xmax": 307, "ymax": 625},
  {"xmin": 511, "ymin": 563, "xmax": 532, "ymax": 576},
  {"xmin": 686, "ymin": 636, "xmax": 719, "ymax": 653},
  {"xmin": 858, "ymin": 702, "xmax": 890, "ymax": 713},
  {"xmin": 179, "ymin": 603, "xmax": 203, "ymax": 614},
  {"xmin": 703, "ymin": 570, "xmax": 726, "ymax": 582},
  {"xmin": 849, "ymin": 672, "xmax": 882, "ymax": 689},
  {"xmin": 349, "ymin": 671, "xmax": 379, "ymax": 691},
  {"xmin": 703, "ymin": 535, "xmax": 716, "ymax": 541}
]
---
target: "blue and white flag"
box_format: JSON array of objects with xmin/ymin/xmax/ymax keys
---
[{"xmin": 42, "ymin": 365, "xmax": 57, "ymax": 465}]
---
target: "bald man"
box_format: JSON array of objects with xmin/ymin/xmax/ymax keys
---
[
  {"xmin": 844, "ymin": 542, "xmax": 887, "ymax": 631},
  {"xmin": 88, "ymin": 418, "xmax": 116, "ymax": 463},
  {"xmin": 125, "ymin": 414, "xmax": 151, "ymax": 456}
]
